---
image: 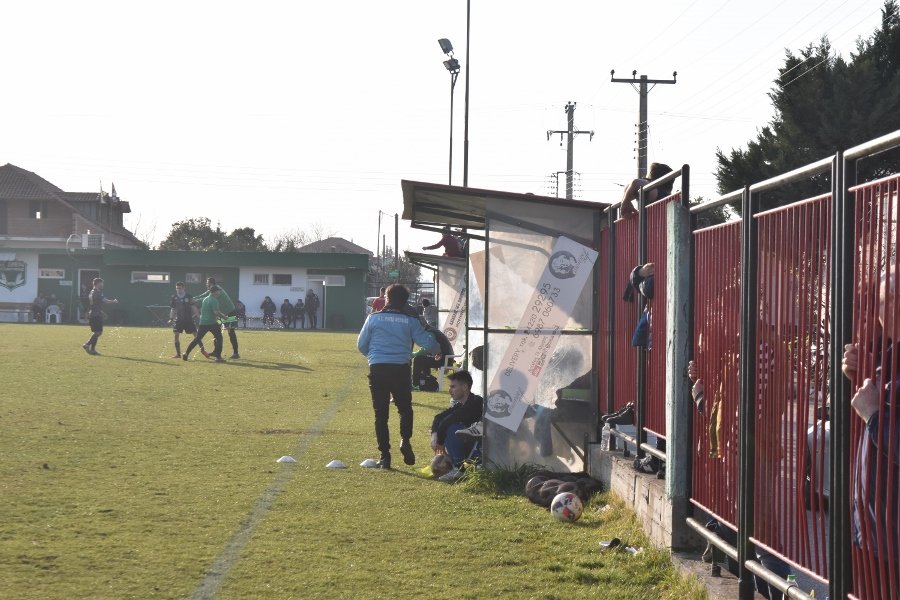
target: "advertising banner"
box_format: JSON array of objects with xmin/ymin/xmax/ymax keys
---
[
  {"xmin": 442, "ymin": 272, "xmax": 467, "ymax": 354},
  {"xmin": 485, "ymin": 236, "xmax": 598, "ymax": 432}
]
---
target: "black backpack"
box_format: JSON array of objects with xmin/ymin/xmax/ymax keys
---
[{"xmin": 420, "ymin": 374, "xmax": 439, "ymax": 392}]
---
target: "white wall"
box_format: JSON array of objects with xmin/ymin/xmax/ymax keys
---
[{"xmin": 237, "ymin": 267, "xmax": 308, "ymax": 319}]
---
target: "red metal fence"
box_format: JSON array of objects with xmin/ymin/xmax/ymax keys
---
[
  {"xmin": 645, "ymin": 193, "xmax": 679, "ymax": 439},
  {"xmin": 752, "ymin": 194, "xmax": 832, "ymax": 585},
  {"xmin": 848, "ymin": 173, "xmax": 900, "ymax": 599},
  {"xmin": 691, "ymin": 220, "xmax": 742, "ymax": 527},
  {"xmin": 598, "ymin": 226, "xmax": 610, "ymax": 414},
  {"xmin": 612, "ymin": 213, "xmax": 639, "ymax": 414}
]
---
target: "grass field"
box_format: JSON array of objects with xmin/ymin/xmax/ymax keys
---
[{"xmin": 0, "ymin": 323, "xmax": 706, "ymax": 599}]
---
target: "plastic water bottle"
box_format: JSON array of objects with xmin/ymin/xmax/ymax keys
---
[{"xmin": 600, "ymin": 424, "xmax": 610, "ymax": 451}]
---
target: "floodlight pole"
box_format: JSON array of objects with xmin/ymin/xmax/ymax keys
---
[{"xmin": 463, "ymin": 0, "xmax": 470, "ymax": 187}]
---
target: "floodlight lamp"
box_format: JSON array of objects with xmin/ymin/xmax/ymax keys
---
[
  {"xmin": 443, "ymin": 58, "xmax": 460, "ymax": 74},
  {"xmin": 438, "ymin": 38, "xmax": 454, "ymax": 55}
]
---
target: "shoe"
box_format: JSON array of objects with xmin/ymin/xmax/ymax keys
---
[
  {"xmin": 399, "ymin": 441, "xmax": 415, "ymax": 465},
  {"xmin": 90, "ymin": 349, "xmax": 100, "ymax": 355},
  {"xmin": 215, "ymin": 357, "xmax": 226, "ymax": 363},
  {"xmin": 82, "ymin": 343, "xmax": 91, "ymax": 354},
  {"xmin": 375, "ymin": 454, "xmax": 391, "ymax": 470},
  {"xmin": 634, "ymin": 455, "xmax": 658, "ymax": 474},
  {"xmin": 455, "ymin": 421, "xmax": 483, "ymax": 438},
  {"xmin": 171, "ymin": 354, "xmax": 181, "ymax": 359},
  {"xmin": 230, "ymin": 353, "xmax": 240, "ymax": 359},
  {"xmin": 200, "ymin": 349, "xmax": 210, "ymax": 359},
  {"xmin": 605, "ymin": 404, "xmax": 635, "ymax": 426},
  {"xmin": 182, "ymin": 354, "xmax": 189, "ymax": 361},
  {"xmin": 438, "ymin": 467, "xmax": 463, "ymax": 483}
]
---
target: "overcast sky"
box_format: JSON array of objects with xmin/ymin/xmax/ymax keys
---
[{"xmin": 0, "ymin": 0, "xmax": 887, "ymax": 253}]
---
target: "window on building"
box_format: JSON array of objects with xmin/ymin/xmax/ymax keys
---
[
  {"xmin": 132, "ymin": 271, "xmax": 171, "ymax": 284},
  {"xmin": 29, "ymin": 201, "xmax": 49, "ymax": 219},
  {"xmin": 185, "ymin": 273, "xmax": 202, "ymax": 284},
  {"xmin": 253, "ymin": 273, "xmax": 269, "ymax": 285},
  {"xmin": 273, "ymin": 274, "xmax": 292, "ymax": 285}
]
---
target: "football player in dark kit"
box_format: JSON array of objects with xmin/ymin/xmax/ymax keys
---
[
  {"xmin": 81, "ymin": 277, "xmax": 118, "ymax": 355},
  {"xmin": 169, "ymin": 281, "xmax": 206, "ymax": 359}
]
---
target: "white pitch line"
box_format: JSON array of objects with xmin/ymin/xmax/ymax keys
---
[{"xmin": 191, "ymin": 370, "xmax": 359, "ymax": 599}]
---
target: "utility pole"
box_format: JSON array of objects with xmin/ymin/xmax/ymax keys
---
[
  {"xmin": 610, "ymin": 70, "xmax": 677, "ymax": 178},
  {"xmin": 546, "ymin": 102, "xmax": 593, "ymax": 199}
]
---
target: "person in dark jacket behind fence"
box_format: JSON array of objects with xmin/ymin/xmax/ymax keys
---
[
  {"xmin": 358, "ymin": 284, "xmax": 440, "ymax": 470},
  {"xmin": 842, "ymin": 271, "xmax": 900, "ymax": 567}
]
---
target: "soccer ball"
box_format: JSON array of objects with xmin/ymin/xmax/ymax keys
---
[
  {"xmin": 550, "ymin": 491, "xmax": 583, "ymax": 523},
  {"xmin": 430, "ymin": 454, "xmax": 453, "ymax": 478}
]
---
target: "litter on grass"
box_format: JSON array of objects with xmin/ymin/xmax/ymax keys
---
[
  {"xmin": 599, "ymin": 538, "xmax": 621, "ymax": 549},
  {"xmin": 276, "ymin": 456, "xmax": 297, "ymax": 463},
  {"xmin": 326, "ymin": 460, "xmax": 347, "ymax": 469}
]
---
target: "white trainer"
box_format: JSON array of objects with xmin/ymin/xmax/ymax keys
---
[{"xmin": 455, "ymin": 421, "xmax": 483, "ymax": 438}]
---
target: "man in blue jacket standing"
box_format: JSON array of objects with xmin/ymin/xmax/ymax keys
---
[{"xmin": 358, "ymin": 284, "xmax": 439, "ymax": 469}]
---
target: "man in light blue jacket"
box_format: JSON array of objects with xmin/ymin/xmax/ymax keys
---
[{"xmin": 358, "ymin": 284, "xmax": 439, "ymax": 469}]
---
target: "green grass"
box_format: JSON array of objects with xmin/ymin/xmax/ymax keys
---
[{"xmin": 0, "ymin": 323, "xmax": 707, "ymax": 599}]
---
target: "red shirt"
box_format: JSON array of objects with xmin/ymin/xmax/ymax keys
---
[{"xmin": 371, "ymin": 296, "xmax": 386, "ymax": 312}]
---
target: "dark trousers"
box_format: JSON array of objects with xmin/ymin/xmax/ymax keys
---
[
  {"xmin": 368, "ymin": 363, "xmax": 413, "ymax": 455},
  {"xmin": 187, "ymin": 324, "xmax": 222, "ymax": 357},
  {"xmin": 412, "ymin": 355, "xmax": 441, "ymax": 383}
]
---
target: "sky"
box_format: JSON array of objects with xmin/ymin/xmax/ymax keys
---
[{"xmin": 0, "ymin": 0, "xmax": 888, "ymax": 254}]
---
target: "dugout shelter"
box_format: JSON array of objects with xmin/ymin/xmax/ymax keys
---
[{"xmin": 402, "ymin": 180, "xmax": 609, "ymax": 472}]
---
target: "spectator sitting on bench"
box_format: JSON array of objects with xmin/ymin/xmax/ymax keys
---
[{"xmin": 430, "ymin": 369, "xmax": 483, "ymax": 482}]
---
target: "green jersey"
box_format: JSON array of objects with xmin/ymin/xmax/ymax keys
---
[
  {"xmin": 199, "ymin": 295, "xmax": 220, "ymax": 325},
  {"xmin": 215, "ymin": 287, "xmax": 235, "ymax": 313},
  {"xmin": 196, "ymin": 287, "xmax": 235, "ymax": 313}
]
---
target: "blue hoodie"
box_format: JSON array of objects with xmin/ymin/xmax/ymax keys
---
[{"xmin": 357, "ymin": 307, "xmax": 439, "ymax": 365}]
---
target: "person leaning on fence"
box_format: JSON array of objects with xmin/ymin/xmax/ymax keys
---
[
  {"xmin": 430, "ymin": 369, "xmax": 483, "ymax": 483},
  {"xmin": 618, "ymin": 162, "xmax": 673, "ymax": 216},
  {"xmin": 842, "ymin": 270, "xmax": 900, "ymax": 562},
  {"xmin": 357, "ymin": 284, "xmax": 440, "ymax": 470}
]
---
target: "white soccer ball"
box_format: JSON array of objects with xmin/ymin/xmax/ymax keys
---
[{"xmin": 550, "ymin": 491, "xmax": 583, "ymax": 523}]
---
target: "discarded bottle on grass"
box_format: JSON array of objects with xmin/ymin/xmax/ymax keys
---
[{"xmin": 600, "ymin": 423, "xmax": 610, "ymax": 451}]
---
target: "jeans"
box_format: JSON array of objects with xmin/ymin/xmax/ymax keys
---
[
  {"xmin": 443, "ymin": 423, "xmax": 480, "ymax": 466},
  {"xmin": 368, "ymin": 363, "xmax": 413, "ymax": 455}
]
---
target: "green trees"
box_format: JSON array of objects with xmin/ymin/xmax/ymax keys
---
[
  {"xmin": 715, "ymin": 0, "xmax": 900, "ymax": 208},
  {"xmin": 157, "ymin": 218, "xmax": 266, "ymax": 252}
]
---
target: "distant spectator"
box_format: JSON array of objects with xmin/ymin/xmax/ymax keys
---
[
  {"xmin": 260, "ymin": 296, "xmax": 276, "ymax": 328},
  {"xmin": 32, "ymin": 293, "xmax": 47, "ymax": 323},
  {"xmin": 422, "ymin": 226, "xmax": 464, "ymax": 258},
  {"xmin": 619, "ymin": 162, "xmax": 674, "ymax": 216},
  {"xmin": 280, "ymin": 298, "xmax": 293, "ymax": 328},
  {"xmin": 294, "ymin": 299, "xmax": 305, "ymax": 329},
  {"xmin": 306, "ymin": 290, "xmax": 320, "ymax": 329},
  {"xmin": 234, "ymin": 300, "xmax": 247, "ymax": 328},
  {"xmin": 421, "ymin": 298, "xmax": 438, "ymax": 328},
  {"xmin": 371, "ymin": 287, "xmax": 386, "ymax": 313}
]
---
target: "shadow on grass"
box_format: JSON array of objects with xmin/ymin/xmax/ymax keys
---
[
  {"xmin": 104, "ymin": 355, "xmax": 180, "ymax": 367},
  {"xmin": 225, "ymin": 361, "xmax": 312, "ymax": 372}
]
